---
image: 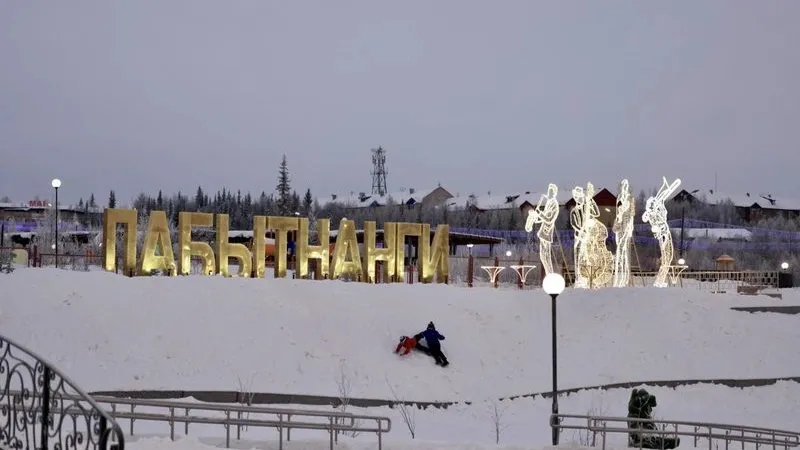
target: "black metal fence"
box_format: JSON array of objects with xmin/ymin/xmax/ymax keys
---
[{"xmin": 0, "ymin": 334, "xmax": 125, "ymax": 450}]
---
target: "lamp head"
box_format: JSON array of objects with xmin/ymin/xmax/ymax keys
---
[
  {"xmin": 51, "ymin": 178, "xmax": 61, "ymax": 189},
  {"xmin": 781, "ymin": 262, "xmax": 789, "ymax": 270},
  {"xmin": 543, "ymin": 273, "xmax": 565, "ymax": 295},
  {"xmin": 466, "ymin": 243, "xmax": 474, "ymax": 248},
  {"xmin": 678, "ymin": 258, "xmax": 686, "ymax": 265},
  {"xmin": 505, "ymin": 250, "xmax": 512, "ymax": 257}
]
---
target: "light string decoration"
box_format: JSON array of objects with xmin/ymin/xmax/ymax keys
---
[
  {"xmin": 523, "ymin": 177, "xmax": 680, "ymax": 290},
  {"xmin": 570, "ymin": 182, "xmax": 614, "ymax": 288},
  {"xmin": 642, "ymin": 177, "xmax": 681, "ymax": 287},
  {"xmin": 612, "ymin": 179, "xmax": 635, "ymax": 287},
  {"xmin": 524, "ymin": 183, "xmax": 560, "ymax": 276},
  {"xmin": 569, "ymin": 186, "xmax": 588, "ymax": 288}
]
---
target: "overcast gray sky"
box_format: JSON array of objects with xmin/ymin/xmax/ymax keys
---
[{"xmin": 1, "ymin": 1, "xmax": 798, "ymax": 206}]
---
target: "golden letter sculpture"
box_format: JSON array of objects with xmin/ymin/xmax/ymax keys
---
[
  {"xmin": 178, "ymin": 212, "xmax": 216, "ymax": 275},
  {"xmin": 297, "ymin": 218, "xmax": 330, "ymax": 279},
  {"xmin": 363, "ymin": 221, "xmax": 397, "ymax": 282},
  {"xmin": 139, "ymin": 210, "xmax": 176, "ymax": 276},
  {"xmin": 642, "ymin": 177, "xmax": 681, "ymax": 287},
  {"xmin": 270, "ymin": 216, "xmax": 299, "ymax": 279},
  {"xmin": 215, "ymin": 214, "xmax": 252, "ymax": 277},
  {"xmin": 525, "ymin": 184, "xmax": 560, "ymax": 275},
  {"xmin": 395, "ymin": 223, "xmax": 423, "ymax": 282},
  {"xmin": 102, "ymin": 208, "xmax": 137, "ymax": 275},
  {"xmin": 252, "ymin": 216, "xmax": 267, "ymax": 278},
  {"xmin": 330, "ymin": 218, "xmax": 362, "ymax": 280},
  {"xmin": 612, "ymin": 180, "xmax": 635, "ymax": 287},
  {"xmin": 571, "ymin": 183, "xmax": 613, "ymax": 288},
  {"xmin": 100, "ymin": 209, "xmax": 451, "ymax": 282},
  {"xmin": 419, "ymin": 223, "xmax": 449, "ymax": 283}
]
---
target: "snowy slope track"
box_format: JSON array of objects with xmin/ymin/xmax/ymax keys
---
[{"xmin": 4, "ymin": 268, "xmax": 800, "ymax": 402}]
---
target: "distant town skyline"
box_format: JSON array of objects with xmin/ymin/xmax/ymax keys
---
[{"xmin": 2, "ymin": 1, "xmax": 799, "ymax": 205}]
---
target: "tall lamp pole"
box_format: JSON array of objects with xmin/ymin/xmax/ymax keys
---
[
  {"xmin": 51, "ymin": 178, "xmax": 61, "ymax": 268},
  {"xmin": 542, "ymin": 272, "xmax": 566, "ymax": 446}
]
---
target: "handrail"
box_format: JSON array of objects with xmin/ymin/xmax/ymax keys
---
[
  {"xmin": 12, "ymin": 389, "xmax": 392, "ymax": 450},
  {"xmin": 0, "ymin": 334, "xmax": 126, "ymax": 450},
  {"xmin": 586, "ymin": 414, "xmax": 800, "ymax": 437},
  {"xmin": 554, "ymin": 413, "xmax": 800, "ymax": 450}
]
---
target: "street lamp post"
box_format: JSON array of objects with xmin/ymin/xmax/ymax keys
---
[
  {"xmin": 51, "ymin": 178, "xmax": 61, "ymax": 268},
  {"xmin": 542, "ymin": 272, "xmax": 566, "ymax": 446}
]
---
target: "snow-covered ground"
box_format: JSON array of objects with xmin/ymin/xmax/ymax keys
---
[
  {"xmin": 116, "ymin": 381, "xmax": 800, "ymax": 450},
  {"xmin": 2, "ymin": 268, "xmax": 800, "ymax": 449},
  {"xmin": 3, "ymin": 268, "xmax": 799, "ymax": 401}
]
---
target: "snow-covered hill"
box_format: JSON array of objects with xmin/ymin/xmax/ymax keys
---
[{"xmin": 3, "ymin": 268, "xmax": 799, "ymax": 402}]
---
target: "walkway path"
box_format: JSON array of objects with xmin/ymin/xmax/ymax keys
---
[{"xmin": 91, "ymin": 376, "xmax": 800, "ymax": 410}]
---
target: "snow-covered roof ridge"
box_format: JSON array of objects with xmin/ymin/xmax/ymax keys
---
[
  {"xmin": 447, "ymin": 184, "xmax": 613, "ymax": 211},
  {"xmin": 319, "ymin": 186, "xmax": 440, "ymax": 208},
  {"xmin": 683, "ymin": 189, "xmax": 800, "ymax": 211}
]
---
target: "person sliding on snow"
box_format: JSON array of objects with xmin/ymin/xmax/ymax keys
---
[
  {"xmin": 395, "ymin": 333, "xmax": 431, "ymax": 356},
  {"xmin": 419, "ymin": 322, "xmax": 449, "ymax": 367},
  {"xmin": 395, "ymin": 335, "xmax": 417, "ymax": 355}
]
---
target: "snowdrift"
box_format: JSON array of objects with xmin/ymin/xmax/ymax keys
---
[{"xmin": 3, "ymin": 268, "xmax": 799, "ymax": 402}]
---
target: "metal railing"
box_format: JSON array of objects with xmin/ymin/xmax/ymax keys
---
[
  {"xmin": 631, "ymin": 270, "xmax": 779, "ymax": 290},
  {"xmin": 0, "ymin": 335, "xmax": 126, "ymax": 450},
  {"xmin": 554, "ymin": 413, "xmax": 800, "ymax": 450},
  {"xmin": 11, "ymin": 391, "xmax": 392, "ymax": 450}
]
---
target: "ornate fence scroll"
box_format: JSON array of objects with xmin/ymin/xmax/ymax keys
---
[{"xmin": 1, "ymin": 334, "xmax": 125, "ymax": 450}]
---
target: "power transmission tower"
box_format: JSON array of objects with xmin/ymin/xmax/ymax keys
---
[{"xmin": 371, "ymin": 146, "xmax": 388, "ymax": 196}]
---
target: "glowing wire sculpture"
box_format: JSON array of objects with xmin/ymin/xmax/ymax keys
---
[
  {"xmin": 612, "ymin": 179, "xmax": 635, "ymax": 287},
  {"xmin": 524, "ymin": 183, "xmax": 560, "ymax": 276},
  {"xmin": 570, "ymin": 186, "xmax": 588, "ymax": 288},
  {"xmin": 481, "ymin": 265, "xmax": 505, "ymax": 287},
  {"xmin": 642, "ymin": 177, "xmax": 681, "ymax": 287},
  {"xmin": 571, "ymin": 183, "xmax": 614, "ymax": 288}
]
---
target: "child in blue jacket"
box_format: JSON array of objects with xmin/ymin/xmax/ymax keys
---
[{"xmin": 418, "ymin": 322, "xmax": 449, "ymax": 367}]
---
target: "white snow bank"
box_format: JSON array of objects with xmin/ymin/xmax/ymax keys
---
[
  {"xmin": 124, "ymin": 381, "xmax": 800, "ymax": 449},
  {"xmin": 2, "ymin": 268, "xmax": 799, "ymax": 402}
]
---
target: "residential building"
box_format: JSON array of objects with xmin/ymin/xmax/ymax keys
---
[
  {"xmin": 1, "ymin": 199, "xmax": 101, "ymax": 231},
  {"xmin": 670, "ymin": 189, "xmax": 800, "ymax": 221},
  {"xmin": 321, "ymin": 186, "xmax": 453, "ymax": 210},
  {"xmin": 446, "ymin": 186, "xmax": 618, "ymax": 227}
]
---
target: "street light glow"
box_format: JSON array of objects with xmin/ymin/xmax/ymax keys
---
[
  {"xmin": 678, "ymin": 258, "xmax": 686, "ymax": 265},
  {"xmin": 781, "ymin": 262, "xmax": 789, "ymax": 270},
  {"xmin": 51, "ymin": 178, "xmax": 61, "ymax": 189},
  {"xmin": 543, "ymin": 273, "xmax": 565, "ymax": 296}
]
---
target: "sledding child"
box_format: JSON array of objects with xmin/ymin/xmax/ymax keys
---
[
  {"xmin": 418, "ymin": 322, "xmax": 449, "ymax": 367},
  {"xmin": 395, "ymin": 335, "xmax": 417, "ymax": 356}
]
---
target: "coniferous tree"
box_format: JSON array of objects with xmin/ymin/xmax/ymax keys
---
[
  {"xmin": 276, "ymin": 154, "xmax": 292, "ymax": 216},
  {"xmin": 108, "ymin": 190, "xmax": 116, "ymax": 208},
  {"xmin": 195, "ymin": 186, "xmax": 205, "ymax": 210},
  {"xmin": 302, "ymin": 189, "xmax": 313, "ymax": 216},
  {"xmin": 290, "ymin": 190, "xmax": 301, "ymax": 215}
]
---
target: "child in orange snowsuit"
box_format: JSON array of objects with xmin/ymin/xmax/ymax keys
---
[{"xmin": 395, "ymin": 335, "xmax": 418, "ymax": 355}]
